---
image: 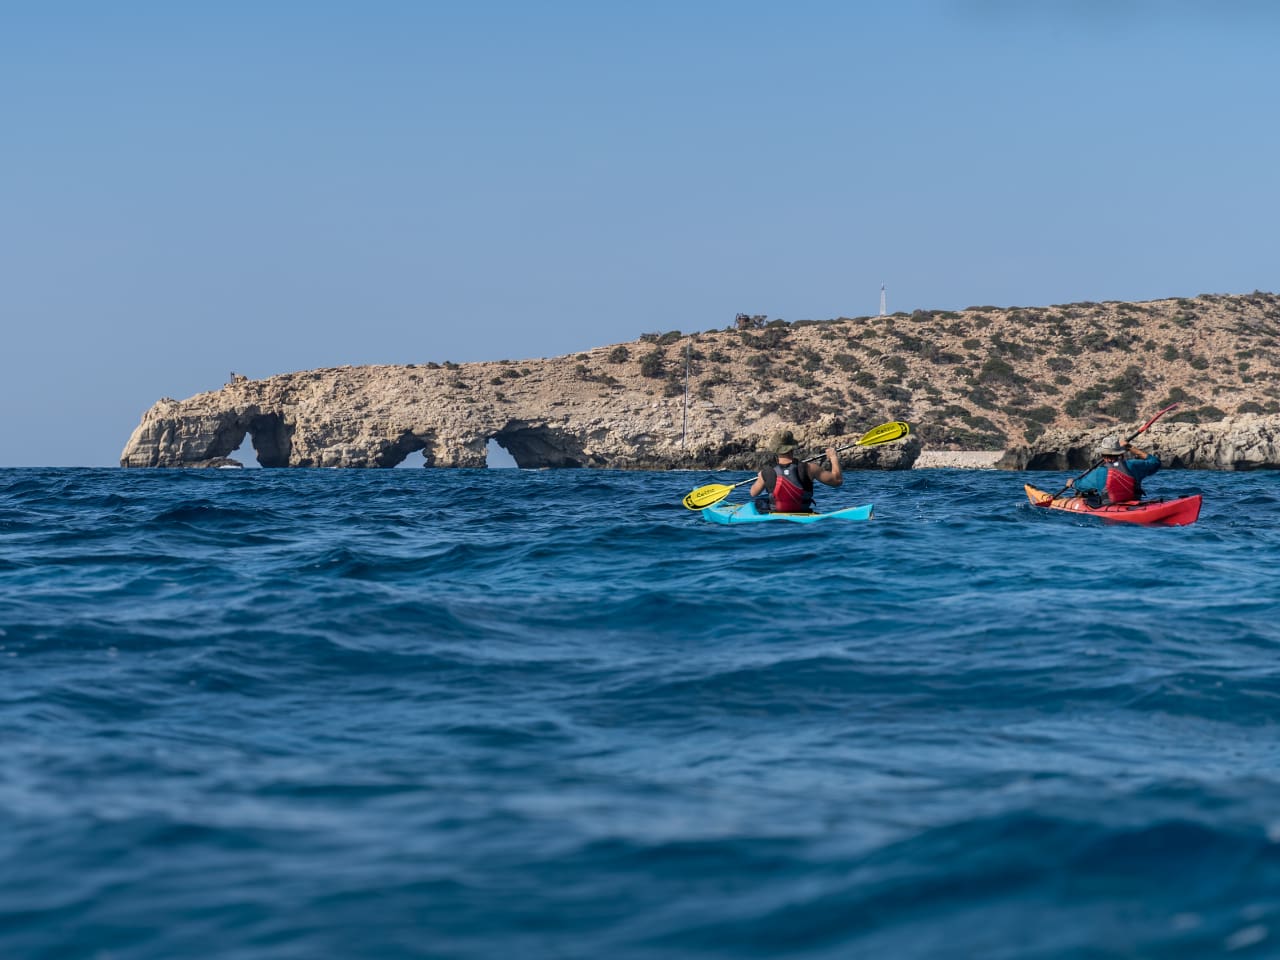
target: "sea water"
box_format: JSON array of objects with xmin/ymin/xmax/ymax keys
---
[{"xmin": 2, "ymin": 467, "xmax": 1279, "ymax": 959}]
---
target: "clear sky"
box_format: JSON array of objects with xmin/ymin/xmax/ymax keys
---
[{"xmin": 3, "ymin": 1, "xmax": 1277, "ymax": 466}]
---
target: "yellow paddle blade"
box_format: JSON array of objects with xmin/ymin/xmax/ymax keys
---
[
  {"xmin": 682, "ymin": 483, "xmax": 735, "ymax": 510},
  {"xmin": 856, "ymin": 421, "xmax": 910, "ymax": 446}
]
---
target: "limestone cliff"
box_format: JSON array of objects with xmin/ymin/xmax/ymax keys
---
[
  {"xmin": 120, "ymin": 365, "xmax": 919, "ymax": 470},
  {"xmin": 122, "ymin": 291, "xmax": 1280, "ymax": 470},
  {"xmin": 998, "ymin": 415, "xmax": 1280, "ymax": 471}
]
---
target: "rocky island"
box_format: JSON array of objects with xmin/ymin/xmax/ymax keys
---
[{"xmin": 121, "ymin": 292, "xmax": 1280, "ymax": 471}]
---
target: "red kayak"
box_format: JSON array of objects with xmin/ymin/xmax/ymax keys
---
[{"xmin": 1024, "ymin": 484, "xmax": 1202, "ymax": 526}]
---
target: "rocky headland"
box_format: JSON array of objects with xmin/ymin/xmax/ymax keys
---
[{"xmin": 121, "ymin": 292, "xmax": 1280, "ymax": 471}]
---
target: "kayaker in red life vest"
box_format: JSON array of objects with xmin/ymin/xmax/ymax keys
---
[
  {"xmin": 1065, "ymin": 435, "xmax": 1161, "ymax": 505},
  {"xmin": 749, "ymin": 430, "xmax": 842, "ymax": 513}
]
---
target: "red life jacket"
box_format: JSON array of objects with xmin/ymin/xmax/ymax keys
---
[
  {"xmin": 1103, "ymin": 460, "xmax": 1138, "ymax": 504},
  {"xmin": 762, "ymin": 461, "xmax": 814, "ymax": 513}
]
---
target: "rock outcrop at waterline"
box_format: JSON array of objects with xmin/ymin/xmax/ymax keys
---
[
  {"xmin": 122, "ymin": 291, "xmax": 1280, "ymax": 470},
  {"xmin": 120, "ymin": 368, "xmax": 922, "ymax": 470},
  {"xmin": 997, "ymin": 415, "xmax": 1280, "ymax": 471}
]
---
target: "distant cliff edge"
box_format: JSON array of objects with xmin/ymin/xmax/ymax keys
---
[{"xmin": 122, "ymin": 292, "xmax": 1280, "ymax": 470}]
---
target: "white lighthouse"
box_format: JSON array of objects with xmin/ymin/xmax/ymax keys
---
[{"xmin": 880, "ymin": 284, "xmax": 886, "ymax": 317}]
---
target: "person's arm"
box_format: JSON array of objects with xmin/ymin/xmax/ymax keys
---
[
  {"xmin": 1125, "ymin": 445, "xmax": 1161, "ymax": 479},
  {"xmin": 1067, "ymin": 465, "xmax": 1106, "ymax": 493},
  {"xmin": 749, "ymin": 471, "xmax": 765, "ymax": 497},
  {"xmin": 814, "ymin": 447, "xmax": 842, "ymax": 487}
]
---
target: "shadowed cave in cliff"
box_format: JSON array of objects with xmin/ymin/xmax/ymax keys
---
[
  {"xmin": 488, "ymin": 425, "xmax": 587, "ymax": 469},
  {"xmin": 217, "ymin": 414, "xmax": 291, "ymax": 467}
]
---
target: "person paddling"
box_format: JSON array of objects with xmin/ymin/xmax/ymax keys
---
[
  {"xmin": 750, "ymin": 430, "xmax": 842, "ymax": 513},
  {"xmin": 1065, "ymin": 436, "xmax": 1161, "ymax": 505}
]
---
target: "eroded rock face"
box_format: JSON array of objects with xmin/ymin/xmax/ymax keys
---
[
  {"xmin": 121, "ymin": 289, "xmax": 1280, "ymax": 472},
  {"xmin": 120, "ymin": 366, "xmax": 921, "ymax": 470},
  {"xmin": 998, "ymin": 415, "xmax": 1280, "ymax": 471}
]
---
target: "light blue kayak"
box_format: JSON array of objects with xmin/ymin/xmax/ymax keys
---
[{"xmin": 701, "ymin": 501, "xmax": 874, "ymax": 524}]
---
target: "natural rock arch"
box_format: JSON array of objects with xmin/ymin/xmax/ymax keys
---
[{"xmin": 488, "ymin": 424, "xmax": 592, "ymax": 469}]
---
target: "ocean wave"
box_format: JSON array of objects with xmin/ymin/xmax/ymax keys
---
[{"xmin": 3, "ymin": 467, "xmax": 1280, "ymax": 959}]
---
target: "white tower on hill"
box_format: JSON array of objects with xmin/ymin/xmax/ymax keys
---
[{"xmin": 880, "ymin": 284, "xmax": 886, "ymax": 317}]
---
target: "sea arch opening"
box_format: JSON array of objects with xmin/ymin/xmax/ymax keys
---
[
  {"xmin": 229, "ymin": 434, "xmax": 262, "ymax": 468},
  {"xmin": 488, "ymin": 424, "xmax": 585, "ymax": 469},
  {"xmin": 486, "ymin": 438, "xmax": 517, "ymax": 468},
  {"xmin": 212, "ymin": 413, "xmax": 292, "ymax": 467}
]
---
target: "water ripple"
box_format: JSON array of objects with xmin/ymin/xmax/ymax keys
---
[{"xmin": 1, "ymin": 466, "xmax": 1279, "ymax": 958}]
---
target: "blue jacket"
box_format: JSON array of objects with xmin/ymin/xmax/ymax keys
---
[{"xmin": 1073, "ymin": 452, "xmax": 1160, "ymax": 496}]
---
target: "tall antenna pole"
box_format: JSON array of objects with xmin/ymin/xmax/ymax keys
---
[
  {"xmin": 880, "ymin": 284, "xmax": 886, "ymax": 317},
  {"xmin": 682, "ymin": 342, "xmax": 690, "ymax": 452}
]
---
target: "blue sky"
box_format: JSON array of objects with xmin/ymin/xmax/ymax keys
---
[{"xmin": 3, "ymin": 1, "xmax": 1277, "ymax": 466}]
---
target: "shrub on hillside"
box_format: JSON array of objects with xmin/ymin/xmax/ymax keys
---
[
  {"xmin": 833, "ymin": 353, "xmax": 858, "ymax": 371},
  {"xmin": 741, "ymin": 327, "xmax": 791, "ymax": 350},
  {"xmin": 967, "ymin": 385, "xmax": 999, "ymax": 409},
  {"xmin": 894, "ymin": 333, "xmax": 926, "ymax": 353},
  {"xmin": 779, "ymin": 395, "xmax": 822, "ymax": 422},
  {"xmin": 1079, "ymin": 331, "xmax": 1113, "ymax": 351},
  {"xmin": 977, "ymin": 357, "xmax": 1026, "ymax": 387},
  {"xmin": 639, "ymin": 351, "xmax": 665, "ymax": 378},
  {"xmin": 877, "ymin": 384, "xmax": 911, "ymax": 402},
  {"xmin": 1065, "ymin": 365, "xmax": 1145, "ymax": 420},
  {"xmin": 639, "ymin": 331, "xmax": 682, "ymax": 345},
  {"xmin": 795, "ymin": 347, "xmax": 823, "ymax": 370}
]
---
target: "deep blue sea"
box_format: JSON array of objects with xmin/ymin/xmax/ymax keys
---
[{"xmin": 3, "ymin": 467, "xmax": 1280, "ymax": 959}]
